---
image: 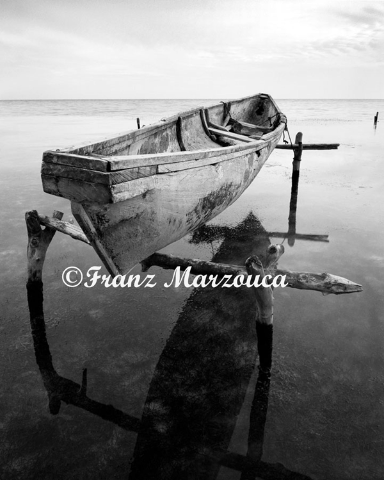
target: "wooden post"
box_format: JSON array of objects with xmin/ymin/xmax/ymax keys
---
[
  {"xmin": 245, "ymin": 245, "xmax": 284, "ymax": 374},
  {"xmin": 276, "ymin": 143, "xmax": 339, "ymax": 150},
  {"xmin": 26, "ymin": 209, "xmax": 64, "ymax": 414},
  {"xmin": 137, "ymin": 117, "xmax": 141, "ymax": 129},
  {"xmin": 374, "ymin": 112, "xmax": 379, "ymax": 127},
  {"xmin": 141, "ymin": 252, "xmax": 362, "ymax": 294},
  {"xmin": 293, "ymin": 132, "xmax": 303, "ymax": 162},
  {"xmin": 24, "ymin": 211, "xmax": 361, "ymax": 294},
  {"xmin": 287, "ymin": 133, "xmax": 303, "ymax": 247},
  {"xmin": 288, "ymin": 168, "xmax": 301, "ymax": 246},
  {"xmin": 26, "ymin": 210, "xmax": 63, "ymax": 282}
]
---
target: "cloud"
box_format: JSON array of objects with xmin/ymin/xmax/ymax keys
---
[
  {"xmin": 0, "ymin": 0, "xmax": 383, "ymax": 98},
  {"xmin": 336, "ymin": 4, "xmax": 384, "ymax": 26}
]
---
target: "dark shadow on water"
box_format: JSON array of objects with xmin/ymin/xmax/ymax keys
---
[
  {"xmin": 190, "ymin": 172, "xmax": 329, "ymax": 249},
  {"xmin": 27, "ymin": 212, "xmax": 312, "ymax": 479}
]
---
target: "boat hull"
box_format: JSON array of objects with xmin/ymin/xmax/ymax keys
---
[
  {"xmin": 71, "ymin": 131, "xmax": 281, "ymax": 275},
  {"xmin": 41, "ymin": 93, "xmax": 286, "ymax": 275}
]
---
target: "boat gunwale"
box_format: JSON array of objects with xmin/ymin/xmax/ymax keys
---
[
  {"xmin": 43, "ymin": 122, "xmax": 286, "ymax": 174},
  {"xmin": 41, "ymin": 123, "xmax": 285, "ymax": 205},
  {"xmin": 43, "ymin": 137, "xmax": 269, "ymax": 171},
  {"xmin": 108, "ymin": 121, "xmax": 286, "ymax": 171},
  {"xmin": 44, "ymin": 93, "xmax": 284, "ymax": 168}
]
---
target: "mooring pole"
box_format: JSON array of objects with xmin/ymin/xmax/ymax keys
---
[
  {"xmin": 374, "ymin": 112, "xmax": 379, "ymax": 127},
  {"xmin": 287, "ymin": 133, "xmax": 303, "ymax": 246},
  {"xmin": 288, "ymin": 171, "xmax": 300, "ymax": 247},
  {"xmin": 137, "ymin": 117, "xmax": 141, "ymax": 129},
  {"xmin": 293, "ymin": 132, "xmax": 303, "ymax": 162}
]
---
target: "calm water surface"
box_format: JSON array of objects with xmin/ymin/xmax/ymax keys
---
[{"xmin": 0, "ymin": 99, "xmax": 383, "ymax": 479}]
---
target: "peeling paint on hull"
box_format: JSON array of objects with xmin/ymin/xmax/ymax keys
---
[{"xmin": 72, "ymin": 136, "xmax": 281, "ymax": 275}]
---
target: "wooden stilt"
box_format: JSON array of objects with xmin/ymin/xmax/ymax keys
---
[
  {"xmin": 26, "ymin": 210, "xmax": 63, "ymax": 282},
  {"xmin": 26, "ymin": 209, "xmax": 64, "ymax": 414},
  {"xmin": 293, "ymin": 132, "xmax": 303, "ymax": 162},
  {"xmin": 276, "ymin": 143, "xmax": 339, "ymax": 150},
  {"xmin": 288, "ymin": 132, "xmax": 302, "ymax": 248},
  {"xmin": 288, "ymin": 134, "xmax": 302, "ymax": 246},
  {"xmin": 244, "ymin": 244, "xmax": 284, "ymax": 325},
  {"xmin": 25, "ymin": 206, "xmax": 362, "ymax": 297},
  {"xmin": 141, "ymin": 252, "xmax": 362, "ymax": 295},
  {"xmin": 38, "ymin": 214, "xmax": 90, "ymax": 244}
]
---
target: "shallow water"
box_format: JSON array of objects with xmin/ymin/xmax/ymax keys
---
[{"xmin": 0, "ymin": 99, "xmax": 383, "ymax": 479}]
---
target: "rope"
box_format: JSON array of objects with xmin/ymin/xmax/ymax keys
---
[
  {"xmin": 221, "ymin": 101, "xmax": 232, "ymax": 120},
  {"xmin": 285, "ymin": 124, "xmax": 294, "ymax": 150},
  {"xmin": 259, "ymin": 112, "xmax": 280, "ymax": 126}
]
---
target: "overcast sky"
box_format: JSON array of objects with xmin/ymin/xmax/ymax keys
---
[{"xmin": 1, "ymin": 0, "xmax": 383, "ymax": 99}]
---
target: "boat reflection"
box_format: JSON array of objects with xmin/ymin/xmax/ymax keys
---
[
  {"xmin": 190, "ymin": 166, "xmax": 329, "ymax": 249},
  {"xmin": 27, "ymin": 212, "xmax": 312, "ymax": 480}
]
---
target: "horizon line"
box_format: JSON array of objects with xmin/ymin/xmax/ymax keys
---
[{"xmin": 1, "ymin": 98, "xmax": 383, "ymax": 101}]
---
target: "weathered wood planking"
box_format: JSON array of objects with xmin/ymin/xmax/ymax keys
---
[
  {"xmin": 180, "ymin": 110, "xmax": 219, "ymax": 150},
  {"xmin": 42, "ymin": 147, "xmax": 272, "ymax": 203},
  {"xmin": 230, "ymin": 119, "xmax": 273, "ymax": 136},
  {"xmin": 107, "ymin": 142, "xmax": 266, "ymax": 170},
  {"xmin": 41, "ymin": 162, "xmax": 157, "ymax": 185},
  {"xmin": 43, "ymin": 151, "xmax": 109, "ymax": 172},
  {"xmin": 200, "ymin": 109, "xmax": 218, "ymax": 142},
  {"xmin": 57, "ymin": 96, "xmax": 267, "ymax": 157},
  {"xmin": 276, "ymin": 143, "xmax": 340, "ymax": 150},
  {"xmin": 45, "ymin": 94, "xmax": 278, "ymax": 160},
  {"xmin": 206, "ymin": 120, "xmax": 231, "ymax": 132},
  {"xmin": 157, "ymin": 148, "xmax": 266, "ymax": 173},
  {"xmin": 43, "ymin": 138, "xmax": 273, "ymax": 203},
  {"xmin": 43, "ymin": 141, "xmax": 268, "ymax": 173},
  {"xmin": 71, "ymin": 131, "xmax": 282, "ymax": 275},
  {"xmin": 208, "ymin": 127, "xmax": 256, "ymax": 143},
  {"xmin": 41, "ymin": 93, "xmax": 286, "ymax": 275},
  {"xmin": 71, "ymin": 203, "xmax": 120, "ymax": 275},
  {"xmin": 42, "ymin": 174, "xmax": 160, "ymax": 204},
  {"xmin": 142, "ymin": 253, "xmax": 363, "ymax": 295},
  {"xmin": 235, "ymin": 120, "xmax": 273, "ymax": 132},
  {"xmin": 42, "ymin": 94, "xmax": 282, "ymax": 173},
  {"xmin": 38, "ymin": 214, "xmax": 90, "ymax": 244},
  {"xmin": 42, "ymin": 175, "xmax": 113, "ymax": 204},
  {"xmin": 58, "ymin": 106, "xmax": 204, "ymax": 156}
]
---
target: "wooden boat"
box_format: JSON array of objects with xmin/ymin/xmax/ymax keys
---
[{"xmin": 41, "ymin": 93, "xmax": 286, "ymax": 275}]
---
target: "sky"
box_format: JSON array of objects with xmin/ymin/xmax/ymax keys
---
[{"xmin": 0, "ymin": 0, "xmax": 383, "ymax": 99}]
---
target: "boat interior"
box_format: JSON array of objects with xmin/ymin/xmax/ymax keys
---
[{"xmin": 63, "ymin": 94, "xmax": 283, "ymax": 158}]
